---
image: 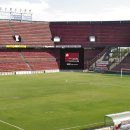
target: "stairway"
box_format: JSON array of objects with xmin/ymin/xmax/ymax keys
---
[
  {"xmin": 88, "ymin": 47, "xmax": 110, "ymax": 70},
  {"xmin": 19, "ymin": 52, "xmax": 32, "ymax": 71}
]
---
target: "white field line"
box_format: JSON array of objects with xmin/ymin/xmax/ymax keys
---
[
  {"xmin": 59, "ymin": 122, "xmax": 104, "ymax": 130},
  {"xmin": 0, "ymin": 119, "xmax": 24, "ymax": 130}
]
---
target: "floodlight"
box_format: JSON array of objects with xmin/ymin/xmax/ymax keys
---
[
  {"xmin": 89, "ymin": 35, "xmax": 96, "ymax": 42},
  {"xmin": 13, "ymin": 35, "xmax": 21, "ymax": 42},
  {"xmin": 53, "ymin": 36, "xmax": 61, "ymax": 42},
  {"xmin": 10, "ymin": 8, "xmax": 12, "ymax": 12},
  {"xmin": 20, "ymin": 9, "xmax": 22, "ymax": 12}
]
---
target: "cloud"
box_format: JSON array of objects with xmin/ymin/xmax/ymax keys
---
[
  {"xmin": 0, "ymin": 0, "xmax": 130, "ymax": 21},
  {"xmin": 0, "ymin": 0, "xmax": 43, "ymax": 4},
  {"xmin": 42, "ymin": 0, "xmax": 130, "ymax": 21}
]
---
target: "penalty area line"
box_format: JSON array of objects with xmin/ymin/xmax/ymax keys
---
[{"xmin": 0, "ymin": 119, "xmax": 24, "ymax": 130}]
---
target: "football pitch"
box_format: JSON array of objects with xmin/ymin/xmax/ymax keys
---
[{"xmin": 0, "ymin": 72, "xmax": 130, "ymax": 130}]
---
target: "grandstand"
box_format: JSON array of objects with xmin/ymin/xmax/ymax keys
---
[
  {"xmin": 0, "ymin": 20, "xmax": 130, "ymax": 73},
  {"xmin": 1, "ymin": 17, "xmax": 130, "ymax": 130}
]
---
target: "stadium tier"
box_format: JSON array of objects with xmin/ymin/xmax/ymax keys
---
[
  {"xmin": 0, "ymin": 20, "xmax": 130, "ymax": 72},
  {"xmin": 0, "ymin": 49, "xmax": 60, "ymax": 72},
  {"xmin": 0, "ymin": 20, "xmax": 54, "ymax": 46},
  {"xmin": 50, "ymin": 21, "xmax": 130, "ymax": 47}
]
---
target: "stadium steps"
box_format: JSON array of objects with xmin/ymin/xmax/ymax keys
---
[
  {"xmin": 0, "ymin": 21, "xmax": 15, "ymax": 44},
  {"xmin": 111, "ymin": 51, "xmax": 130, "ymax": 71},
  {"xmin": 7, "ymin": 21, "xmax": 16, "ymax": 37},
  {"xmin": 19, "ymin": 52, "xmax": 32, "ymax": 71},
  {"xmin": 88, "ymin": 47, "xmax": 110, "ymax": 70},
  {"xmin": 9, "ymin": 21, "xmax": 54, "ymax": 46},
  {"xmin": 109, "ymin": 53, "xmax": 129, "ymax": 70}
]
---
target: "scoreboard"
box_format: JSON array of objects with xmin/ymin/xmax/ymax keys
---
[{"xmin": 60, "ymin": 48, "xmax": 84, "ymax": 70}]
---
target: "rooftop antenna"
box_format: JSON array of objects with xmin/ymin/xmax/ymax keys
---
[
  {"xmin": 20, "ymin": 9, "xmax": 22, "ymax": 12},
  {"xmin": 24, "ymin": 9, "xmax": 27, "ymax": 13},
  {"xmin": 10, "ymin": 8, "xmax": 12, "ymax": 12},
  {"xmin": 29, "ymin": 9, "xmax": 31, "ymax": 13}
]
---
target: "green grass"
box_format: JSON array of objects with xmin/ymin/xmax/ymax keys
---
[{"xmin": 0, "ymin": 72, "xmax": 130, "ymax": 130}]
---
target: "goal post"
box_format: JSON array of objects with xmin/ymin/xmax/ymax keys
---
[{"xmin": 121, "ymin": 68, "xmax": 130, "ymax": 77}]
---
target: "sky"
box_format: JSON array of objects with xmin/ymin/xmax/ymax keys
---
[{"xmin": 0, "ymin": 0, "xmax": 130, "ymax": 21}]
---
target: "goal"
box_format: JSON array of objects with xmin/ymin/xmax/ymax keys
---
[{"xmin": 121, "ymin": 68, "xmax": 130, "ymax": 77}]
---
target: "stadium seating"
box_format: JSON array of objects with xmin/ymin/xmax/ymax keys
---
[
  {"xmin": 0, "ymin": 62, "xmax": 30, "ymax": 72},
  {"xmin": 1, "ymin": 21, "xmax": 130, "ymax": 47},
  {"xmin": 0, "ymin": 21, "xmax": 15, "ymax": 44},
  {"xmin": 21, "ymin": 49, "xmax": 60, "ymax": 70},
  {"xmin": 0, "ymin": 50, "xmax": 30, "ymax": 71},
  {"xmin": 94, "ymin": 23, "xmax": 130, "ymax": 46},
  {"xmin": 29, "ymin": 61, "xmax": 59, "ymax": 70},
  {"xmin": 84, "ymin": 48, "xmax": 104, "ymax": 68},
  {"xmin": 0, "ymin": 21, "xmax": 54, "ymax": 46},
  {"xmin": 0, "ymin": 20, "xmax": 130, "ymax": 72},
  {"xmin": 10, "ymin": 21, "xmax": 54, "ymax": 45},
  {"xmin": 0, "ymin": 49, "xmax": 60, "ymax": 71},
  {"xmin": 50, "ymin": 22, "xmax": 91, "ymax": 47},
  {"xmin": 112, "ymin": 53, "xmax": 130, "ymax": 71},
  {"xmin": 50, "ymin": 21, "xmax": 130, "ymax": 47}
]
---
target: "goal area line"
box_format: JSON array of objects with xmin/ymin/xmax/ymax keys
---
[{"xmin": 0, "ymin": 119, "xmax": 24, "ymax": 130}]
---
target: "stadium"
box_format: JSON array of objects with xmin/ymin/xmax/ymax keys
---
[{"xmin": 0, "ymin": 10, "xmax": 130, "ymax": 130}]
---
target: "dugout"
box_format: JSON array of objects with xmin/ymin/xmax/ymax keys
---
[{"xmin": 105, "ymin": 111, "xmax": 130, "ymax": 130}]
